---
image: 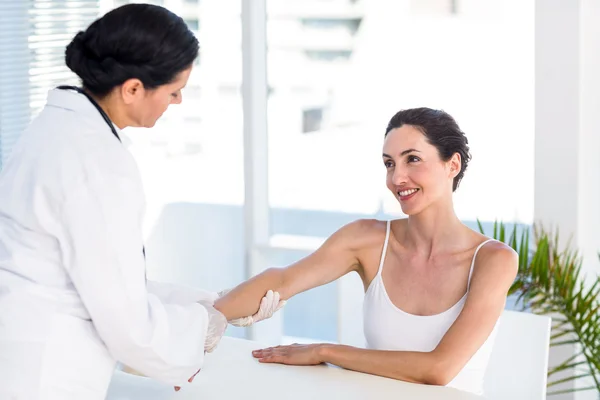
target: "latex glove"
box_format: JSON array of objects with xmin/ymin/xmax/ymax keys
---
[
  {"xmin": 218, "ymin": 289, "xmax": 287, "ymax": 327},
  {"xmin": 198, "ymin": 300, "xmax": 228, "ymax": 353}
]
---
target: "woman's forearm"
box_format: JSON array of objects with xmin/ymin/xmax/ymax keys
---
[
  {"xmin": 213, "ymin": 268, "xmax": 285, "ymax": 320},
  {"xmin": 318, "ymin": 345, "xmax": 448, "ymax": 386},
  {"xmin": 213, "ymin": 223, "xmax": 363, "ymax": 322}
]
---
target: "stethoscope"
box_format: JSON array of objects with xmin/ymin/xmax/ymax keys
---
[
  {"xmin": 56, "ymin": 85, "xmax": 122, "ymax": 142},
  {"xmin": 56, "ymin": 85, "xmax": 147, "ymax": 261}
]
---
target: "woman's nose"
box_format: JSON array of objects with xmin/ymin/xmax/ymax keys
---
[{"xmin": 392, "ymin": 167, "xmax": 407, "ymax": 186}]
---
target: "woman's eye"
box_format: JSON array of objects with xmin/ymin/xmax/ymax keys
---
[
  {"xmin": 407, "ymin": 155, "xmax": 420, "ymax": 163},
  {"xmin": 384, "ymin": 161, "xmax": 394, "ymax": 168}
]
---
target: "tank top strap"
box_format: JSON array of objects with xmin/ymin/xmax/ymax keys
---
[
  {"xmin": 376, "ymin": 220, "xmax": 391, "ymax": 277},
  {"xmin": 467, "ymin": 238, "xmax": 495, "ymax": 291}
]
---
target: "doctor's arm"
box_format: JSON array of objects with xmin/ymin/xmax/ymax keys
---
[
  {"xmin": 214, "ymin": 220, "xmax": 367, "ymax": 320},
  {"xmin": 145, "ymin": 280, "xmax": 282, "ymax": 329},
  {"xmin": 146, "ymin": 280, "xmax": 219, "ymax": 305},
  {"xmin": 253, "ymin": 243, "xmax": 518, "ymax": 386},
  {"xmin": 58, "ymin": 173, "xmax": 218, "ymax": 386}
]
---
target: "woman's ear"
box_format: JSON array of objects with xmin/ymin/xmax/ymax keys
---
[
  {"xmin": 449, "ymin": 153, "xmax": 462, "ymax": 178},
  {"xmin": 120, "ymin": 78, "xmax": 144, "ymax": 105}
]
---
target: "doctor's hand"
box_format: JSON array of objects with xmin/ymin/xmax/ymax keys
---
[
  {"xmin": 174, "ymin": 369, "xmax": 201, "ymax": 392},
  {"xmin": 217, "ymin": 289, "xmax": 286, "ymax": 327},
  {"xmin": 199, "ymin": 300, "xmax": 228, "ymax": 353}
]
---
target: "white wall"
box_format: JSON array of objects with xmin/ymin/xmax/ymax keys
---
[{"xmin": 534, "ymin": 0, "xmax": 600, "ymax": 398}]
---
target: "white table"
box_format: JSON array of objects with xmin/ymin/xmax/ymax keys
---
[{"xmin": 105, "ymin": 337, "xmax": 484, "ymax": 399}]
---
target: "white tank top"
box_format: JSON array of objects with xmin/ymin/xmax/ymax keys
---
[{"xmin": 363, "ymin": 220, "xmax": 498, "ymax": 395}]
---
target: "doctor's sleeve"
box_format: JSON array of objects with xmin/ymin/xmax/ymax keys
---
[
  {"xmin": 57, "ymin": 173, "xmax": 209, "ymax": 385},
  {"xmin": 146, "ymin": 280, "xmax": 219, "ymax": 306}
]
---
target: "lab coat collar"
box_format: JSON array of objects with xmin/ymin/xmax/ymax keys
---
[{"xmin": 46, "ymin": 88, "xmax": 123, "ymax": 138}]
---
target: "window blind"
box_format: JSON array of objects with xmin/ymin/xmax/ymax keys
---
[{"xmin": 0, "ymin": 0, "xmax": 99, "ymax": 168}]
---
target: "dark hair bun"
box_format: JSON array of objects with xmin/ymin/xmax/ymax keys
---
[
  {"xmin": 64, "ymin": 4, "xmax": 199, "ymax": 97},
  {"xmin": 65, "ymin": 30, "xmax": 116, "ymax": 95},
  {"xmin": 64, "ymin": 31, "xmax": 88, "ymax": 75}
]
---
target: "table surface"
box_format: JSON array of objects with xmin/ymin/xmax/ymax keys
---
[{"xmin": 105, "ymin": 337, "xmax": 484, "ymax": 400}]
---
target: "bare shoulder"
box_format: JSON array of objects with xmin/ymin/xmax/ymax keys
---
[
  {"xmin": 338, "ymin": 218, "xmax": 386, "ymax": 238},
  {"xmin": 327, "ymin": 218, "xmax": 396, "ymax": 252},
  {"xmin": 473, "ymin": 239, "xmax": 519, "ymax": 285}
]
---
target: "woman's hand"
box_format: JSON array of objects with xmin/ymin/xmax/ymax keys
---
[{"xmin": 252, "ymin": 343, "xmax": 326, "ymax": 366}]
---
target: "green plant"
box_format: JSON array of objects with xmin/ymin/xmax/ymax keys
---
[{"xmin": 477, "ymin": 220, "xmax": 600, "ymax": 396}]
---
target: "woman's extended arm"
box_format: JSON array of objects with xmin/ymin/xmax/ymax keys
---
[
  {"xmin": 253, "ymin": 242, "xmax": 518, "ymax": 386},
  {"xmin": 214, "ymin": 220, "xmax": 375, "ymax": 321},
  {"xmin": 253, "ymin": 343, "xmax": 441, "ymax": 384}
]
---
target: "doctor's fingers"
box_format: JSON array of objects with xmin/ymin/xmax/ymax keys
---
[
  {"xmin": 204, "ymin": 312, "xmax": 228, "ymax": 352},
  {"xmin": 256, "ymin": 291, "xmax": 272, "ymax": 318},
  {"xmin": 174, "ymin": 368, "xmax": 201, "ymax": 391},
  {"xmin": 189, "ymin": 368, "xmax": 201, "ymax": 382},
  {"xmin": 268, "ymin": 291, "xmax": 280, "ymax": 315},
  {"xmin": 199, "ymin": 302, "xmax": 228, "ymax": 333},
  {"xmin": 257, "ymin": 290, "xmax": 282, "ymax": 318}
]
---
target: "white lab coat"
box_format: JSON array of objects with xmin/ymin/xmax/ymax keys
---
[{"xmin": 0, "ymin": 89, "xmax": 216, "ymax": 399}]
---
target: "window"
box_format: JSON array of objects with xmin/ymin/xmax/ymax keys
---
[
  {"xmin": 108, "ymin": 0, "xmax": 245, "ymax": 336},
  {"xmin": 267, "ymin": 0, "xmax": 372, "ymax": 344},
  {"xmin": 302, "ymin": 107, "xmax": 324, "ymax": 133},
  {"xmin": 1, "ymin": 0, "xmax": 535, "ymax": 347},
  {"xmin": 0, "ymin": 0, "xmax": 244, "ymax": 337},
  {"xmin": 113, "ymin": 0, "xmax": 164, "ymax": 6},
  {"xmin": 304, "ymin": 50, "xmax": 352, "ymax": 62},
  {"xmin": 0, "ymin": 0, "xmax": 100, "ymax": 168},
  {"xmin": 184, "ymin": 18, "xmax": 199, "ymax": 31},
  {"xmin": 301, "ymin": 18, "xmax": 361, "ymax": 33},
  {"xmin": 266, "ymin": 0, "xmax": 534, "ymax": 344},
  {"xmin": 410, "ymin": 0, "xmax": 458, "ymax": 15}
]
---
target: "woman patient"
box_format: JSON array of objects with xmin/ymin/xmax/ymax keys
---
[{"xmin": 215, "ymin": 107, "xmax": 517, "ymax": 395}]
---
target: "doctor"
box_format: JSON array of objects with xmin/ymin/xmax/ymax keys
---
[{"xmin": 0, "ymin": 4, "xmax": 283, "ymax": 399}]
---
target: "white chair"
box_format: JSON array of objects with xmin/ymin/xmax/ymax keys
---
[{"xmin": 484, "ymin": 310, "xmax": 552, "ymax": 400}]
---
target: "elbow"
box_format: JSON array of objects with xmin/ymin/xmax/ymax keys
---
[
  {"xmin": 422, "ymin": 353, "xmax": 458, "ymax": 386},
  {"xmin": 423, "ymin": 370, "xmax": 454, "ymax": 387}
]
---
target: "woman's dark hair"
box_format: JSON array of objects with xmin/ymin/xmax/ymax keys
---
[
  {"xmin": 65, "ymin": 4, "xmax": 199, "ymax": 97},
  {"xmin": 385, "ymin": 108, "xmax": 471, "ymax": 192}
]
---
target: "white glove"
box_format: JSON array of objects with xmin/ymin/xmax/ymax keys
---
[
  {"xmin": 198, "ymin": 300, "xmax": 228, "ymax": 353},
  {"xmin": 217, "ymin": 289, "xmax": 286, "ymax": 327}
]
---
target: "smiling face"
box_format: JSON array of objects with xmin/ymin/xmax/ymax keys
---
[{"xmin": 383, "ymin": 124, "xmax": 461, "ymax": 216}]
